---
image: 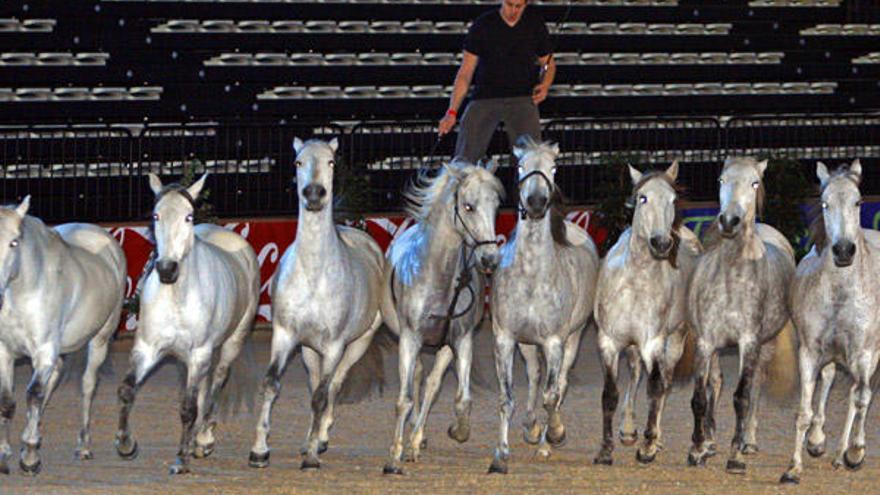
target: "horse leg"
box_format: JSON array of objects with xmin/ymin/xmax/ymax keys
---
[
  {"xmin": 550, "ymin": 329, "xmax": 581, "ymax": 443},
  {"xmin": 519, "ymin": 343, "xmax": 543, "ymax": 445},
  {"xmin": 742, "ymin": 344, "xmax": 772, "ymax": 455},
  {"xmin": 619, "ymin": 345, "xmax": 642, "ymax": 447},
  {"xmin": 448, "ymin": 331, "xmax": 473, "ymax": 444},
  {"xmin": 0, "ymin": 345, "xmax": 14, "ymax": 475},
  {"xmin": 488, "ymin": 333, "xmax": 516, "ymax": 474},
  {"xmin": 249, "ymin": 327, "xmax": 298, "ymax": 468},
  {"xmin": 593, "ymin": 337, "xmax": 620, "ymax": 466},
  {"xmin": 301, "ymin": 342, "xmax": 345, "ymax": 469},
  {"xmin": 688, "ymin": 344, "xmax": 715, "ymax": 467},
  {"xmin": 842, "ymin": 356, "xmax": 878, "ymax": 471},
  {"xmin": 383, "ymin": 332, "xmax": 420, "ymax": 475},
  {"xmin": 806, "ymin": 363, "xmax": 835, "ymax": 458},
  {"xmin": 317, "ymin": 324, "xmax": 381, "ymax": 459},
  {"xmin": 300, "ymin": 347, "xmax": 322, "ymax": 455},
  {"xmin": 725, "ymin": 339, "xmax": 759, "ymax": 475},
  {"xmin": 704, "ymin": 353, "xmax": 723, "ymax": 456},
  {"xmin": 536, "ymin": 338, "xmax": 565, "ymax": 459},
  {"xmin": 832, "ymin": 381, "xmax": 859, "ymax": 469},
  {"xmin": 18, "ymin": 346, "xmax": 60, "ymax": 475},
  {"xmin": 39, "ymin": 357, "xmax": 64, "ymax": 415},
  {"xmin": 780, "ymin": 347, "xmax": 819, "ymax": 484},
  {"xmin": 637, "ymin": 347, "xmax": 666, "ymax": 464},
  {"xmin": 115, "ymin": 342, "xmax": 162, "ymax": 461},
  {"xmin": 169, "ymin": 348, "xmax": 212, "ymax": 475},
  {"xmin": 76, "ymin": 323, "xmax": 114, "ymax": 461},
  {"xmin": 408, "ymin": 346, "xmax": 451, "ymax": 462}
]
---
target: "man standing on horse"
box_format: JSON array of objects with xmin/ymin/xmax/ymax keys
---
[{"xmin": 437, "ymin": 0, "xmax": 556, "ymax": 162}]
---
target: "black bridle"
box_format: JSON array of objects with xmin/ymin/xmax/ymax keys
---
[{"xmin": 516, "ymin": 168, "xmax": 556, "ymax": 220}]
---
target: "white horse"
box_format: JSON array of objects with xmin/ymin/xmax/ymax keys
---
[
  {"xmin": 687, "ymin": 156, "xmax": 797, "ymax": 474},
  {"xmin": 115, "ymin": 173, "xmax": 260, "ymax": 475},
  {"xmin": 0, "ymin": 197, "xmax": 126, "ymax": 475},
  {"xmin": 781, "ymin": 160, "xmax": 880, "ymax": 483},
  {"xmin": 249, "ymin": 137, "xmax": 384, "ymax": 470},
  {"xmin": 593, "ymin": 161, "xmax": 702, "ymax": 466},
  {"xmin": 488, "ymin": 137, "xmax": 599, "ymax": 473},
  {"xmin": 380, "ymin": 158, "xmax": 503, "ymax": 475}
]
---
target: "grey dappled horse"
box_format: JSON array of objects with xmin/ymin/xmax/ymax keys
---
[
  {"xmin": 488, "ymin": 137, "xmax": 599, "ymax": 473},
  {"xmin": 380, "ymin": 159, "xmax": 503, "ymax": 475},
  {"xmin": 0, "ymin": 197, "xmax": 126, "ymax": 475},
  {"xmin": 781, "ymin": 160, "xmax": 880, "ymax": 484},
  {"xmin": 687, "ymin": 156, "xmax": 797, "ymax": 474},
  {"xmin": 115, "ymin": 173, "xmax": 260, "ymax": 474},
  {"xmin": 593, "ymin": 161, "xmax": 702, "ymax": 467},
  {"xmin": 249, "ymin": 138, "xmax": 384, "ymax": 470}
]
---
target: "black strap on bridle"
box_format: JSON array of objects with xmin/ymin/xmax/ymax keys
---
[{"xmin": 516, "ymin": 168, "xmax": 556, "ymax": 220}]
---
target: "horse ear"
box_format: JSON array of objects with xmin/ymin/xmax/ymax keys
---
[
  {"xmin": 443, "ymin": 161, "xmax": 465, "ymax": 179},
  {"xmin": 723, "ymin": 156, "xmax": 736, "ymax": 169},
  {"xmin": 816, "ymin": 161, "xmax": 830, "ymax": 186},
  {"xmin": 187, "ymin": 173, "xmax": 209, "ymax": 199},
  {"xmin": 293, "ymin": 137, "xmax": 304, "ymax": 154},
  {"xmin": 550, "ymin": 142, "xmax": 560, "ymax": 157},
  {"xmin": 15, "ymin": 195, "xmax": 30, "ymax": 218},
  {"xmin": 482, "ymin": 158, "xmax": 500, "ymax": 174},
  {"xmin": 628, "ymin": 164, "xmax": 642, "ymax": 185},
  {"xmin": 666, "ymin": 160, "xmax": 680, "ymax": 182},
  {"xmin": 755, "ymin": 159, "xmax": 769, "ymax": 176},
  {"xmin": 328, "ymin": 137, "xmax": 339, "ymax": 153},
  {"xmin": 850, "ymin": 158, "xmax": 862, "ymax": 181},
  {"xmin": 513, "ymin": 143, "xmax": 527, "ymax": 161},
  {"xmin": 148, "ymin": 173, "xmax": 163, "ymax": 195}
]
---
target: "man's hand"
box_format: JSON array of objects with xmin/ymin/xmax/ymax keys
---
[
  {"xmin": 438, "ymin": 113, "xmax": 457, "ymax": 136},
  {"xmin": 532, "ymin": 84, "xmax": 549, "ymax": 105}
]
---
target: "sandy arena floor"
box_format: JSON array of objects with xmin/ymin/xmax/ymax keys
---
[{"xmin": 1, "ymin": 326, "xmax": 878, "ymax": 494}]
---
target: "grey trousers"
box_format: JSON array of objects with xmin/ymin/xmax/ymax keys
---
[{"xmin": 453, "ymin": 96, "xmax": 541, "ymax": 163}]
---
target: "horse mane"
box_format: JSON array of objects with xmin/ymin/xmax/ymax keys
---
[
  {"xmin": 403, "ymin": 164, "xmax": 459, "ymax": 222},
  {"xmin": 631, "ymin": 170, "xmax": 684, "ymax": 268},
  {"xmin": 808, "ymin": 165, "xmax": 862, "ymax": 252}
]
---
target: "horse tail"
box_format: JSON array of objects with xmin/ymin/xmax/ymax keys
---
[
  {"xmin": 337, "ymin": 323, "xmax": 393, "ymax": 404},
  {"xmin": 672, "ymin": 325, "xmax": 697, "ymax": 384},
  {"xmin": 765, "ymin": 320, "xmax": 798, "ymax": 400},
  {"xmin": 217, "ymin": 333, "xmax": 261, "ymax": 418}
]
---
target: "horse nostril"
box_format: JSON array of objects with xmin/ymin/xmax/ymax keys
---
[
  {"xmin": 650, "ymin": 236, "xmax": 671, "ymax": 253},
  {"xmin": 480, "ymin": 254, "xmax": 498, "ymax": 271},
  {"xmin": 316, "ymin": 185, "xmax": 327, "ymax": 198},
  {"xmin": 303, "ymin": 184, "xmax": 326, "ymax": 200},
  {"xmin": 833, "ymin": 242, "xmax": 856, "ymax": 260},
  {"xmin": 720, "ymin": 214, "xmax": 741, "ymax": 231},
  {"xmin": 156, "ymin": 260, "xmax": 179, "ymax": 283},
  {"xmin": 526, "ymin": 194, "xmax": 548, "ymax": 210}
]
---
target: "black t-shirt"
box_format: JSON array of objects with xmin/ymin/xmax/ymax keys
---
[{"xmin": 463, "ymin": 8, "xmax": 551, "ymax": 100}]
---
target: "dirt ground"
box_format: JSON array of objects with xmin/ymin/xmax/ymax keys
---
[{"xmin": 2, "ymin": 326, "xmax": 879, "ymax": 495}]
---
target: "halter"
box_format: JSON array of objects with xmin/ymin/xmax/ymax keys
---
[{"xmin": 516, "ymin": 168, "xmax": 555, "ymax": 220}]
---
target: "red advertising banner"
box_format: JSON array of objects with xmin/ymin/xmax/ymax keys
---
[{"xmin": 110, "ymin": 209, "xmax": 604, "ymax": 331}]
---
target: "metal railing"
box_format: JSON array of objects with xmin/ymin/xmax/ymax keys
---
[{"xmin": 1, "ymin": 113, "xmax": 878, "ymax": 223}]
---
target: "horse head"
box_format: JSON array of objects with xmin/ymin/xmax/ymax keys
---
[
  {"xmin": 816, "ymin": 159, "xmax": 863, "ymax": 267},
  {"xmin": 629, "ymin": 161, "xmax": 679, "ymax": 260},
  {"xmin": 513, "ymin": 135, "xmax": 559, "ymax": 221},
  {"xmin": 717, "ymin": 156, "xmax": 767, "ymax": 238},
  {"xmin": 446, "ymin": 158, "xmax": 503, "ymax": 272},
  {"xmin": 0, "ymin": 196, "xmax": 30, "ymax": 309},
  {"xmin": 294, "ymin": 137, "xmax": 338, "ymax": 213},
  {"xmin": 148, "ymin": 172, "xmax": 208, "ymax": 284}
]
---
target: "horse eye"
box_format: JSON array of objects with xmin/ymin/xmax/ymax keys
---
[
  {"xmin": 639, "ymin": 195, "xmax": 648, "ymax": 204},
  {"xmin": 328, "ymin": 160, "xmax": 335, "ymax": 168},
  {"xmin": 551, "ymin": 166, "xmax": 557, "ymax": 175},
  {"xmin": 821, "ymin": 201, "xmax": 828, "ymax": 210},
  {"xmin": 464, "ymin": 203, "xmax": 474, "ymax": 212},
  {"xmin": 9, "ymin": 239, "xmax": 18, "ymax": 248},
  {"xmin": 185, "ymin": 214, "xmax": 194, "ymax": 223},
  {"xmin": 856, "ymin": 199, "xmax": 864, "ymax": 207},
  {"xmin": 517, "ymin": 166, "xmax": 523, "ymax": 174},
  {"xmin": 718, "ymin": 178, "xmax": 725, "ymax": 184},
  {"xmin": 295, "ymin": 160, "xmax": 303, "ymax": 168},
  {"xmin": 751, "ymin": 181, "xmax": 760, "ymax": 190},
  {"xmin": 152, "ymin": 213, "xmax": 160, "ymax": 221}
]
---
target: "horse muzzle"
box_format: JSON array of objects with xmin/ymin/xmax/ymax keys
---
[
  {"xmin": 523, "ymin": 194, "xmax": 549, "ymax": 220},
  {"xmin": 156, "ymin": 259, "xmax": 179, "ymax": 284},
  {"xmin": 649, "ymin": 235, "xmax": 673, "ymax": 259},
  {"xmin": 718, "ymin": 213, "xmax": 742, "ymax": 238},
  {"xmin": 832, "ymin": 241, "xmax": 856, "ymax": 267}
]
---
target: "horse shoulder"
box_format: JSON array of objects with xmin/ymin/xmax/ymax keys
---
[
  {"xmin": 195, "ymin": 224, "xmax": 259, "ymax": 274},
  {"xmin": 337, "ymin": 225, "xmax": 384, "ymax": 272},
  {"xmin": 54, "ymin": 223, "xmax": 127, "ymax": 279},
  {"xmin": 864, "ymin": 228, "xmax": 880, "ymax": 253}
]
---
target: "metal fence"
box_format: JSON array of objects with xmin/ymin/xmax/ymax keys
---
[{"xmin": 1, "ymin": 113, "xmax": 878, "ymax": 223}]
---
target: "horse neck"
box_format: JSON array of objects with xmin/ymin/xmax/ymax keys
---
[
  {"xmin": 718, "ymin": 220, "xmax": 762, "ymax": 261},
  {"xmin": 513, "ymin": 214, "xmax": 555, "ymax": 268},
  {"xmin": 420, "ymin": 202, "xmax": 466, "ymax": 279},
  {"xmin": 296, "ymin": 205, "xmax": 341, "ymax": 258},
  {"xmin": 625, "ymin": 226, "xmax": 657, "ymax": 267},
  {"xmin": 12, "ymin": 218, "xmax": 58, "ymax": 289}
]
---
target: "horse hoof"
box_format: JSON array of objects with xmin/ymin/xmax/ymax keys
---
[
  {"xmin": 687, "ymin": 452, "xmax": 707, "ymax": 467},
  {"xmin": 248, "ymin": 451, "xmax": 270, "ymax": 469},
  {"xmin": 706, "ymin": 442, "xmax": 717, "ymax": 456},
  {"xmin": 844, "ymin": 450, "xmax": 865, "ymax": 471},
  {"xmin": 420, "ymin": 438, "xmax": 428, "ymax": 450},
  {"xmin": 619, "ymin": 431, "xmax": 638, "ymax": 447},
  {"xmin": 547, "ymin": 429, "xmax": 566, "ymax": 448},
  {"xmin": 0, "ymin": 462, "xmax": 8, "ymax": 475},
  {"xmin": 636, "ymin": 449, "xmax": 656, "ymax": 465},
  {"xmin": 806, "ymin": 441, "xmax": 826, "ymax": 458},
  {"xmin": 19, "ymin": 458, "xmax": 41, "ymax": 476},
  {"xmin": 382, "ymin": 464, "xmax": 404, "ymax": 475},
  {"xmin": 115, "ymin": 438, "xmax": 139, "ymax": 460},
  {"xmin": 779, "ymin": 472, "xmax": 800, "ymax": 484},
  {"xmin": 593, "ymin": 455, "xmax": 613, "ymax": 466},
  {"xmin": 741, "ymin": 444, "xmax": 759, "ymax": 456},
  {"xmin": 522, "ymin": 423, "xmax": 542, "ymax": 445},
  {"xmin": 300, "ymin": 458, "xmax": 321, "ymax": 470},
  {"xmin": 193, "ymin": 442, "xmax": 215, "ymax": 459},
  {"xmin": 75, "ymin": 449, "xmax": 94, "ymax": 461},
  {"xmin": 169, "ymin": 461, "xmax": 191, "ymax": 475},
  {"xmin": 487, "ymin": 461, "xmax": 508, "ymax": 474},
  {"xmin": 447, "ymin": 424, "xmax": 470, "ymax": 444},
  {"xmin": 726, "ymin": 459, "xmax": 747, "ymax": 474}
]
